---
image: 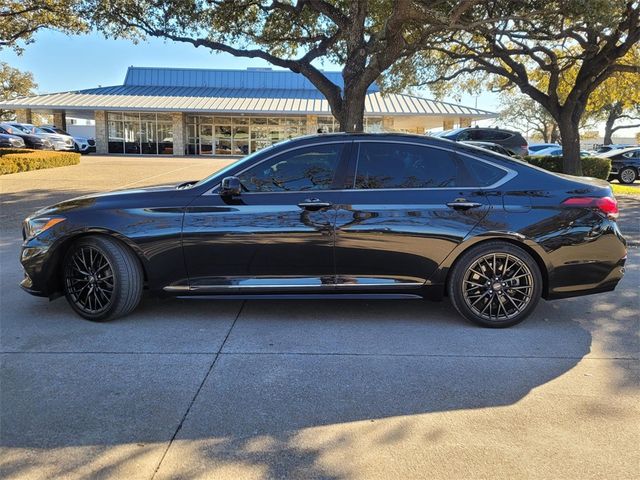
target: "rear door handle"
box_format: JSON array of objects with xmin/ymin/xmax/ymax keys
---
[
  {"xmin": 298, "ymin": 198, "xmax": 332, "ymax": 210},
  {"xmin": 446, "ymin": 201, "xmax": 483, "ymax": 210}
]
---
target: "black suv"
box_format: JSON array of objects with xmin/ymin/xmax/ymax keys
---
[{"xmin": 435, "ymin": 127, "xmax": 528, "ymax": 157}]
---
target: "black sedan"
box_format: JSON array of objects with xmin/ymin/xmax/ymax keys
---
[
  {"xmin": 0, "ymin": 124, "xmax": 53, "ymax": 150},
  {"xmin": 0, "ymin": 132, "xmax": 26, "ymax": 148},
  {"xmin": 602, "ymin": 147, "xmax": 640, "ymax": 184},
  {"xmin": 20, "ymin": 133, "xmax": 626, "ymax": 328}
]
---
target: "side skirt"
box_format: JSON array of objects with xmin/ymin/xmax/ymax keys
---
[{"xmin": 174, "ymin": 293, "xmax": 424, "ymax": 301}]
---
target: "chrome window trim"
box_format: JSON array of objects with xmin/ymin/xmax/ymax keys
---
[{"xmin": 205, "ymin": 138, "xmax": 517, "ymax": 195}]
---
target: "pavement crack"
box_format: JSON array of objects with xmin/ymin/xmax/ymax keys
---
[{"xmin": 149, "ymin": 300, "xmax": 245, "ymax": 480}]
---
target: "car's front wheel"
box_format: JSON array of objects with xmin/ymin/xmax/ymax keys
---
[
  {"xmin": 63, "ymin": 235, "xmax": 143, "ymax": 322},
  {"xmin": 448, "ymin": 241, "xmax": 543, "ymax": 328},
  {"xmin": 618, "ymin": 167, "xmax": 637, "ymax": 184}
]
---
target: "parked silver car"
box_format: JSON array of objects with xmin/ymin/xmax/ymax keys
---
[
  {"xmin": 40, "ymin": 125, "xmax": 96, "ymax": 154},
  {"xmin": 7, "ymin": 123, "xmax": 75, "ymax": 151}
]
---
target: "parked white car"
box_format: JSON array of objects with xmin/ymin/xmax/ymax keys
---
[
  {"xmin": 7, "ymin": 123, "xmax": 75, "ymax": 151},
  {"xmin": 40, "ymin": 125, "xmax": 96, "ymax": 154}
]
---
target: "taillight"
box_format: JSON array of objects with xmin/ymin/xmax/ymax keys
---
[{"xmin": 562, "ymin": 196, "xmax": 619, "ymax": 220}]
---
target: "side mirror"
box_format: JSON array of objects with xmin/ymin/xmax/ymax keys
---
[{"xmin": 220, "ymin": 176, "xmax": 242, "ymax": 197}]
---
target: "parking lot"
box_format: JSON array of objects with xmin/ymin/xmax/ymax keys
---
[{"xmin": 1, "ymin": 156, "xmax": 639, "ymax": 479}]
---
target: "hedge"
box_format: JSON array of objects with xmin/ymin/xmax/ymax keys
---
[
  {"xmin": 524, "ymin": 155, "xmax": 611, "ymax": 180},
  {"xmin": 0, "ymin": 148, "xmax": 81, "ymax": 175}
]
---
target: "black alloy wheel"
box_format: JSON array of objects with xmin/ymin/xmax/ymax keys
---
[
  {"xmin": 63, "ymin": 235, "xmax": 143, "ymax": 321},
  {"xmin": 448, "ymin": 242, "xmax": 543, "ymax": 328}
]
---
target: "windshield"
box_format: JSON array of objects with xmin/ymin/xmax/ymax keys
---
[
  {"xmin": 9, "ymin": 124, "xmax": 30, "ymax": 133},
  {"xmin": 438, "ymin": 128, "xmax": 465, "ymax": 139}
]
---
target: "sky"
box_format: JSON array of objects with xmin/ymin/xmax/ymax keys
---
[
  {"xmin": 1, "ymin": 29, "xmax": 637, "ymax": 138},
  {"xmin": 0, "ymin": 29, "xmax": 498, "ymax": 112}
]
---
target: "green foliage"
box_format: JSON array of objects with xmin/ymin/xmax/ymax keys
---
[
  {"xmin": 0, "ymin": 63, "xmax": 37, "ymax": 120},
  {"xmin": 0, "ymin": 149, "xmax": 80, "ymax": 174},
  {"xmin": 0, "ymin": 0, "xmax": 88, "ymax": 53},
  {"xmin": 525, "ymin": 155, "xmax": 611, "ymax": 180}
]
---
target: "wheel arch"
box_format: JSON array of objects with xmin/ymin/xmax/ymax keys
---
[
  {"xmin": 45, "ymin": 229, "xmax": 148, "ymax": 297},
  {"xmin": 437, "ymin": 235, "xmax": 551, "ymax": 299}
]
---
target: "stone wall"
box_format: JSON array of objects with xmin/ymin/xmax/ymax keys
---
[
  {"xmin": 94, "ymin": 110, "xmax": 108, "ymax": 154},
  {"xmin": 171, "ymin": 112, "xmax": 186, "ymax": 156}
]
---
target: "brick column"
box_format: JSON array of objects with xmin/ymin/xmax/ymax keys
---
[
  {"xmin": 16, "ymin": 109, "xmax": 32, "ymax": 124},
  {"xmin": 53, "ymin": 111, "xmax": 67, "ymax": 130},
  {"xmin": 94, "ymin": 110, "xmax": 109, "ymax": 154},
  {"xmin": 442, "ymin": 118, "xmax": 454, "ymax": 130},
  {"xmin": 171, "ymin": 112, "xmax": 186, "ymax": 156},
  {"xmin": 459, "ymin": 117, "xmax": 472, "ymax": 127}
]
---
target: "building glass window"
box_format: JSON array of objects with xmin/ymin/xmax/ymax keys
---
[
  {"xmin": 108, "ymin": 112, "xmax": 124, "ymax": 153},
  {"xmin": 107, "ymin": 112, "xmax": 174, "ymax": 155}
]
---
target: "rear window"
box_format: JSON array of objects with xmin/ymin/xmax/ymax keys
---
[{"xmin": 355, "ymin": 142, "xmax": 461, "ymax": 188}]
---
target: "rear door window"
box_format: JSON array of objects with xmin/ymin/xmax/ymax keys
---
[{"xmin": 354, "ymin": 142, "xmax": 462, "ymax": 189}]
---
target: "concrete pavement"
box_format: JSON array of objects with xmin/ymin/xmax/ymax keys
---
[{"xmin": 1, "ymin": 156, "xmax": 638, "ymax": 479}]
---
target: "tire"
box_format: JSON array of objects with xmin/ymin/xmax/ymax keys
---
[
  {"xmin": 448, "ymin": 241, "xmax": 543, "ymax": 328},
  {"xmin": 63, "ymin": 235, "xmax": 143, "ymax": 322},
  {"xmin": 618, "ymin": 167, "xmax": 637, "ymax": 184}
]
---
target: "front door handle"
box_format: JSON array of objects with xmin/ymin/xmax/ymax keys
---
[
  {"xmin": 446, "ymin": 200, "xmax": 483, "ymax": 210},
  {"xmin": 298, "ymin": 198, "xmax": 332, "ymax": 210}
]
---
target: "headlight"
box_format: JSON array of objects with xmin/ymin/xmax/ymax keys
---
[{"xmin": 23, "ymin": 217, "xmax": 66, "ymax": 240}]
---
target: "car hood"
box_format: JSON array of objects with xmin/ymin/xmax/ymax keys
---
[{"xmin": 29, "ymin": 183, "xmax": 186, "ymax": 219}]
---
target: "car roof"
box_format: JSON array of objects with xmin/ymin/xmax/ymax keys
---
[{"xmin": 599, "ymin": 146, "xmax": 640, "ymax": 157}]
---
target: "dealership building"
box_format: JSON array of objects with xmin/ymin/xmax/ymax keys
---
[{"xmin": 0, "ymin": 66, "xmax": 496, "ymax": 156}]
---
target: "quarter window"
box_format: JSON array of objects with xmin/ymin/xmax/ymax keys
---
[
  {"xmin": 355, "ymin": 142, "xmax": 461, "ymax": 189},
  {"xmin": 462, "ymin": 156, "xmax": 508, "ymax": 186},
  {"xmin": 238, "ymin": 143, "xmax": 344, "ymax": 192}
]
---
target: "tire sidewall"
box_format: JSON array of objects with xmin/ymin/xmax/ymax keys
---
[{"xmin": 449, "ymin": 242, "xmax": 543, "ymax": 328}]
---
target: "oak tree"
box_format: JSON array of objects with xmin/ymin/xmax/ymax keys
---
[{"xmin": 88, "ymin": 0, "xmax": 484, "ymax": 132}]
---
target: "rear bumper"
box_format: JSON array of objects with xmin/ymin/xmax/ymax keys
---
[{"xmin": 546, "ymin": 255, "xmax": 626, "ymax": 300}]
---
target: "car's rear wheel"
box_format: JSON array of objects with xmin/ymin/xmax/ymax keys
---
[
  {"xmin": 63, "ymin": 235, "xmax": 143, "ymax": 322},
  {"xmin": 448, "ymin": 242, "xmax": 542, "ymax": 328},
  {"xmin": 618, "ymin": 167, "xmax": 637, "ymax": 184}
]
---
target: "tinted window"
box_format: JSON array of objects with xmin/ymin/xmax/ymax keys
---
[
  {"xmin": 462, "ymin": 156, "xmax": 507, "ymax": 186},
  {"xmin": 355, "ymin": 142, "xmax": 461, "ymax": 189},
  {"xmin": 238, "ymin": 143, "xmax": 344, "ymax": 192},
  {"xmin": 479, "ymin": 130, "xmax": 511, "ymax": 141}
]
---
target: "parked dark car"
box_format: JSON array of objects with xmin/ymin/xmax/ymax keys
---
[
  {"xmin": 0, "ymin": 132, "xmax": 26, "ymax": 148},
  {"xmin": 435, "ymin": 127, "xmax": 528, "ymax": 157},
  {"xmin": 529, "ymin": 143, "xmax": 560, "ymax": 153},
  {"xmin": 594, "ymin": 144, "xmax": 634, "ymax": 154},
  {"xmin": 0, "ymin": 124, "xmax": 53, "ymax": 150},
  {"xmin": 602, "ymin": 147, "xmax": 640, "ymax": 184},
  {"xmin": 20, "ymin": 133, "xmax": 626, "ymax": 328},
  {"xmin": 460, "ymin": 140, "xmax": 514, "ymax": 156}
]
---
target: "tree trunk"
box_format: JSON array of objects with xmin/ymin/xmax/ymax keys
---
[
  {"xmin": 557, "ymin": 114, "xmax": 582, "ymax": 175},
  {"xmin": 603, "ymin": 103, "xmax": 622, "ymax": 145},
  {"xmin": 337, "ymin": 88, "xmax": 366, "ymax": 132}
]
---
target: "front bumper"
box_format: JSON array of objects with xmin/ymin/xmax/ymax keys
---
[{"xmin": 19, "ymin": 241, "xmax": 57, "ymax": 298}]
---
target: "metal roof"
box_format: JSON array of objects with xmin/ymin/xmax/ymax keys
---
[
  {"xmin": 0, "ymin": 67, "xmax": 496, "ymax": 118},
  {"xmin": 123, "ymin": 66, "xmax": 364, "ymax": 91}
]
